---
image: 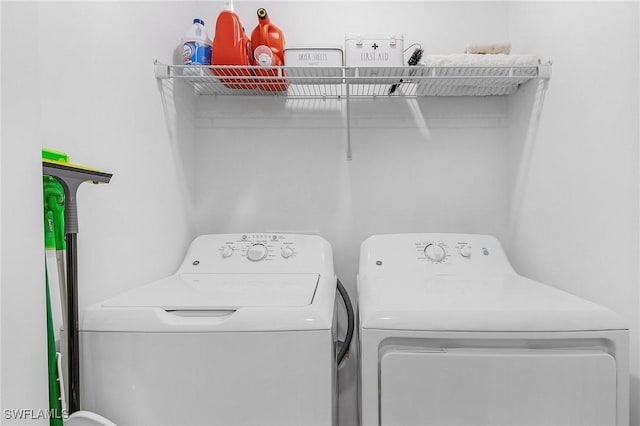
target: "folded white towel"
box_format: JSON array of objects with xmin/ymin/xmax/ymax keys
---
[
  {"xmin": 417, "ymin": 54, "xmax": 541, "ymax": 96},
  {"xmin": 422, "ymin": 54, "xmax": 539, "ymax": 67},
  {"xmin": 465, "ymin": 42, "xmax": 512, "ymax": 54}
]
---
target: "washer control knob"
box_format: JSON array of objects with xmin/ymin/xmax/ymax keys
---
[
  {"xmin": 221, "ymin": 245, "xmax": 234, "ymax": 258},
  {"xmin": 459, "ymin": 246, "xmax": 472, "ymax": 258},
  {"xmin": 424, "ymin": 244, "xmax": 446, "ymax": 262},
  {"xmin": 247, "ymin": 243, "xmax": 268, "ymax": 262},
  {"xmin": 281, "ymin": 246, "xmax": 294, "ymax": 259}
]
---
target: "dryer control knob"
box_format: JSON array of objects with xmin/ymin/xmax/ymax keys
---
[
  {"xmin": 221, "ymin": 245, "xmax": 234, "ymax": 258},
  {"xmin": 247, "ymin": 243, "xmax": 268, "ymax": 262},
  {"xmin": 281, "ymin": 246, "xmax": 294, "ymax": 258},
  {"xmin": 424, "ymin": 244, "xmax": 446, "ymax": 262},
  {"xmin": 459, "ymin": 246, "xmax": 472, "ymax": 258}
]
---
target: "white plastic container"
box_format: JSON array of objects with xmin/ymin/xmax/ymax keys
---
[
  {"xmin": 283, "ymin": 46, "xmax": 344, "ymax": 84},
  {"xmin": 345, "ymin": 34, "xmax": 404, "ymax": 84},
  {"xmin": 284, "ymin": 47, "xmax": 344, "ymax": 67},
  {"xmin": 345, "ymin": 34, "xmax": 404, "ymax": 67},
  {"xmin": 182, "ymin": 18, "xmax": 212, "ymax": 65}
]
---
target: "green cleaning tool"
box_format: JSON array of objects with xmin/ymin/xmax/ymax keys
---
[
  {"xmin": 45, "ymin": 262, "xmax": 64, "ymax": 426},
  {"xmin": 42, "ymin": 148, "xmax": 112, "ymax": 415},
  {"xmin": 42, "ymin": 148, "xmax": 69, "ymax": 164},
  {"xmin": 43, "ymin": 175, "xmax": 67, "ymax": 426},
  {"xmin": 43, "ymin": 176, "xmax": 66, "ymax": 336}
]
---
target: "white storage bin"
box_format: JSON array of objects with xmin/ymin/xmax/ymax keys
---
[
  {"xmin": 345, "ymin": 34, "xmax": 405, "ymax": 85},
  {"xmin": 345, "ymin": 34, "xmax": 404, "ymax": 67},
  {"xmin": 283, "ymin": 47, "xmax": 344, "ymax": 84}
]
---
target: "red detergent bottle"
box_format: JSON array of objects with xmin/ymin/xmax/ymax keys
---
[
  {"xmin": 212, "ymin": 0, "xmax": 255, "ymax": 89},
  {"xmin": 250, "ymin": 8, "xmax": 288, "ymax": 92}
]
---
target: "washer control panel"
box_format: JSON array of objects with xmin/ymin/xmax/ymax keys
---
[
  {"xmin": 218, "ymin": 234, "xmax": 299, "ymax": 262},
  {"xmin": 179, "ymin": 233, "xmax": 332, "ymax": 274}
]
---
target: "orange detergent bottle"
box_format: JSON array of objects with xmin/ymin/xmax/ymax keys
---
[
  {"xmin": 212, "ymin": 0, "xmax": 255, "ymax": 89},
  {"xmin": 250, "ymin": 8, "xmax": 288, "ymax": 92}
]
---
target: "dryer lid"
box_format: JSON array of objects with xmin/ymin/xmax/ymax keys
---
[
  {"xmin": 359, "ymin": 274, "xmax": 627, "ymax": 332},
  {"xmin": 102, "ymin": 273, "xmax": 320, "ymax": 309}
]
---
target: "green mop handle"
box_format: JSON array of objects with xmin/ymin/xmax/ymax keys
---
[{"xmin": 46, "ymin": 262, "xmax": 64, "ymax": 426}]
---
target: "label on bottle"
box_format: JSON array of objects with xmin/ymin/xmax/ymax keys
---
[{"xmin": 183, "ymin": 41, "xmax": 211, "ymax": 65}]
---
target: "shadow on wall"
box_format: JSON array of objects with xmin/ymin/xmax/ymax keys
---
[
  {"xmin": 632, "ymin": 376, "xmax": 639, "ymax": 426},
  {"xmin": 156, "ymin": 52, "xmax": 198, "ymax": 226},
  {"xmin": 506, "ymin": 74, "xmax": 551, "ymax": 250}
]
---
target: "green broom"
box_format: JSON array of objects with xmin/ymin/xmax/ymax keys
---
[{"xmin": 45, "ymin": 261, "xmax": 64, "ymax": 426}]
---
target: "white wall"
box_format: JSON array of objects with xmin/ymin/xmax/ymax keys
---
[
  {"xmin": 1, "ymin": 1, "xmax": 199, "ymax": 422},
  {"xmin": 507, "ymin": 2, "xmax": 640, "ymax": 424},
  {"xmin": 34, "ymin": 2, "xmax": 199, "ymax": 307},
  {"xmin": 1, "ymin": 2, "xmax": 48, "ymax": 421},
  {"xmin": 2, "ymin": 1, "xmax": 638, "ymax": 425}
]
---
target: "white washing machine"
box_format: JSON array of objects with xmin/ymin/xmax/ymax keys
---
[
  {"xmin": 358, "ymin": 233, "xmax": 629, "ymax": 426},
  {"xmin": 80, "ymin": 233, "xmax": 338, "ymax": 426}
]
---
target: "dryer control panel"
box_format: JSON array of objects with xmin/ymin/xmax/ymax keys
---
[
  {"xmin": 360, "ymin": 233, "xmax": 515, "ymax": 277},
  {"xmin": 415, "ymin": 238, "xmax": 485, "ymax": 264},
  {"xmin": 178, "ymin": 233, "xmax": 334, "ymax": 275}
]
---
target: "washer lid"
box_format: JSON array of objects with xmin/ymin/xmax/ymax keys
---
[
  {"xmin": 83, "ymin": 272, "xmax": 337, "ymax": 332},
  {"xmin": 102, "ymin": 273, "xmax": 319, "ymax": 309},
  {"xmin": 359, "ymin": 274, "xmax": 627, "ymax": 332}
]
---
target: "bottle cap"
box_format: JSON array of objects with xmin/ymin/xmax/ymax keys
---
[
  {"xmin": 254, "ymin": 45, "xmax": 274, "ymax": 66},
  {"xmin": 193, "ymin": 18, "xmax": 205, "ymax": 25}
]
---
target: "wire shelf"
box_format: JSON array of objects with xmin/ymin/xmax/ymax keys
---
[
  {"xmin": 154, "ymin": 60, "xmax": 551, "ymax": 160},
  {"xmin": 155, "ymin": 61, "xmax": 548, "ymax": 98}
]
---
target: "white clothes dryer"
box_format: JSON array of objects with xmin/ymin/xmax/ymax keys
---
[
  {"xmin": 358, "ymin": 233, "xmax": 628, "ymax": 426},
  {"xmin": 80, "ymin": 234, "xmax": 340, "ymax": 426}
]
